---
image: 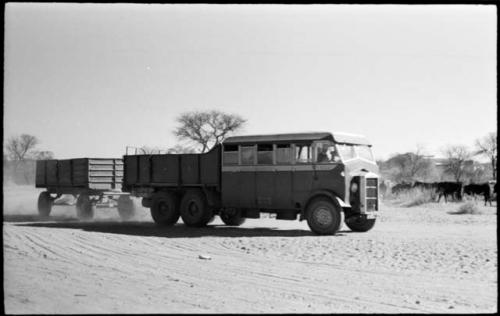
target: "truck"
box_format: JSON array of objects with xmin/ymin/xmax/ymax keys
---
[
  {"xmin": 122, "ymin": 131, "xmax": 380, "ymax": 235},
  {"xmin": 35, "ymin": 158, "xmax": 135, "ymax": 220}
]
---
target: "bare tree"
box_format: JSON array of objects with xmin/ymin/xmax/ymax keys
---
[
  {"xmin": 442, "ymin": 145, "xmax": 472, "ymax": 182},
  {"xmin": 6, "ymin": 134, "xmax": 39, "ymax": 161},
  {"xmin": 474, "ymin": 132, "xmax": 497, "ymax": 180},
  {"xmin": 33, "ymin": 151, "xmax": 55, "ymax": 160},
  {"xmin": 167, "ymin": 145, "xmax": 197, "ymax": 154},
  {"xmin": 139, "ymin": 146, "xmax": 164, "ymax": 154},
  {"xmin": 173, "ymin": 110, "xmax": 246, "ymax": 153}
]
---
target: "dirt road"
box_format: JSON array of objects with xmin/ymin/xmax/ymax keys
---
[{"xmin": 3, "ymin": 185, "xmax": 497, "ymax": 313}]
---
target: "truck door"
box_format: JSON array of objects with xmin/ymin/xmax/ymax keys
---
[{"xmin": 292, "ymin": 144, "xmax": 314, "ymax": 206}]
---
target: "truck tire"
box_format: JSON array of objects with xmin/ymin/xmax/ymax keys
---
[
  {"xmin": 151, "ymin": 192, "xmax": 180, "ymax": 226},
  {"xmin": 76, "ymin": 194, "xmax": 95, "ymax": 220},
  {"xmin": 220, "ymin": 208, "xmax": 246, "ymax": 226},
  {"xmin": 306, "ymin": 197, "xmax": 344, "ymax": 235},
  {"xmin": 345, "ymin": 216, "xmax": 376, "ymax": 232},
  {"xmin": 37, "ymin": 191, "xmax": 53, "ymax": 218},
  {"xmin": 117, "ymin": 195, "xmax": 135, "ymax": 220},
  {"xmin": 180, "ymin": 190, "xmax": 213, "ymax": 227}
]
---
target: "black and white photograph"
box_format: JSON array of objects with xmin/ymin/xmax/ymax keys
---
[{"xmin": 3, "ymin": 3, "xmax": 497, "ymax": 313}]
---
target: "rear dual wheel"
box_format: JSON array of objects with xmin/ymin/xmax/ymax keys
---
[
  {"xmin": 117, "ymin": 195, "xmax": 135, "ymax": 220},
  {"xmin": 151, "ymin": 192, "xmax": 180, "ymax": 226},
  {"xmin": 37, "ymin": 191, "xmax": 53, "ymax": 218},
  {"xmin": 76, "ymin": 194, "xmax": 95, "ymax": 220},
  {"xmin": 180, "ymin": 190, "xmax": 214, "ymax": 227}
]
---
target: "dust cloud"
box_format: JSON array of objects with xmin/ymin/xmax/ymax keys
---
[{"xmin": 2, "ymin": 183, "xmax": 151, "ymax": 222}]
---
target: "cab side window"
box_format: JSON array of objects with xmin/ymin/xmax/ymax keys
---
[
  {"xmin": 295, "ymin": 144, "xmax": 312, "ymax": 163},
  {"xmin": 240, "ymin": 145, "xmax": 256, "ymax": 165},
  {"xmin": 257, "ymin": 144, "xmax": 273, "ymax": 165},
  {"xmin": 276, "ymin": 144, "xmax": 291, "ymax": 164},
  {"xmin": 223, "ymin": 144, "xmax": 239, "ymax": 165},
  {"xmin": 315, "ymin": 142, "xmax": 341, "ymax": 163}
]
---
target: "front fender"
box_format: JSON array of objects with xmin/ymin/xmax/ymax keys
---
[{"xmin": 301, "ymin": 189, "xmax": 350, "ymax": 220}]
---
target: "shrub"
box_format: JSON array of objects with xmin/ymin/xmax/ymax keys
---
[
  {"xmin": 397, "ymin": 187, "xmax": 435, "ymax": 207},
  {"xmin": 448, "ymin": 202, "xmax": 482, "ymax": 215}
]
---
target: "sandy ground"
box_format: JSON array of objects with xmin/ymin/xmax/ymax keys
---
[{"xmin": 3, "ymin": 185, "xmax": 498, "ymax": 313}]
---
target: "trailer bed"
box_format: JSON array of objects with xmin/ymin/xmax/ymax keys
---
[{"xmin": 36, "ymin": 158, "xmax": 124, "ymax": 192}]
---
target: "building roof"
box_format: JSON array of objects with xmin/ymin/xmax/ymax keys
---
[{"xmin": 223, "ymin": 131, "xmax": 371, "ymax": 146}]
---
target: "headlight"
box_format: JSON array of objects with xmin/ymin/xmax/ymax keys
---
[{"xmin": 351, "ymin": 182, "xmax": 358, "ymax": 193}]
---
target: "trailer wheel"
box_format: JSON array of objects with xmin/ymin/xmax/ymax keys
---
[
  {"xmin": 117, "ymin": 195, "xmax": 135, "ymax": 220},
  {"xmin": 37, "ymin": 191, "xmax": 53, "ymax": 218},
  {"xmin": 151, "ymin": 192, "xmax": 180, "ymax": 226},
  {"xmin": 306, "ymin": 197, "xmax": 343, "ymax": 235},
  {"xmin": 220, "ymin": 208, "xmax": 246, "ymax": 226},
  {"xmin": 180, "ymin": 190, "xmax": 213, "ymax": 227},
  {"xmin": 76, "ymin": 194, "xmax": 95, "ymax": 220},
  {"xmin": 345, "ymin": 216, "xmax": 376, "ymax": 232}
]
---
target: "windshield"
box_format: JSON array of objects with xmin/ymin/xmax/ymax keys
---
[{"xmin": 336, "ymin": 144, "xmax": 374, "ymax": 162}]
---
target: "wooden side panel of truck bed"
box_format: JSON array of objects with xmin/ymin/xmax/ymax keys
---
[{"xmin": 122, "ymin": 145, "xmax": 220, "ymax": 190}]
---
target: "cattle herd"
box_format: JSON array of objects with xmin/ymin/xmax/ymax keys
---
[{"xmin": 384, "ymin": 180, "xmax": 497, "ymax": 206}]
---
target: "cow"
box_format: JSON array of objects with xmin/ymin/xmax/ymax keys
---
[
  {"xmin": 391, "ymin": 182, "xmax": 413, "ymax": 195},
  {"xmin": 413, "ymin": 181, "xmax": 438, "ymax": 190},
  {"xmin": 463, "ymin": 183, "xmax": 492, "ymax": 206},
  {"xmin": 436, "ymin": 182, "xmax": 463, "ymax": 203},
  {"xmin": 379, "ymin": 180, "xmax": 388, "ymax": 198}
]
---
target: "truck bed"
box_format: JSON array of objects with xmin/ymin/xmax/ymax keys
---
[{"xmin": 122, "ymin": 146, "xmax": 220, "ymax": 191}]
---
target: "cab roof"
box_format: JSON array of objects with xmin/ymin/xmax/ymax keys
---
[{"xmin": 223, "ymin": 131, "xmax": 371, "ymax": 146}]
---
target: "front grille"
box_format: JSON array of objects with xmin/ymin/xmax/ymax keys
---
[
  {"xmin": 365, "ymin": 177, "xmax": 378, "ymax": 211},
  {"xmin": 366, "ymin": 187, "xmax": 377, "ymax": 198},
  {"xmin": 366, "ymin": 198, "xmax": 378, "ymax": 211}
]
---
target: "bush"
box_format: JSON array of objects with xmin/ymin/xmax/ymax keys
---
[
  {"xmin": 396, "ymin": 187, "xmax": 436, "ymax": 207},
  {"xmin": 448, "ymin": 202, "xmax": 482, "ymax": 215}
]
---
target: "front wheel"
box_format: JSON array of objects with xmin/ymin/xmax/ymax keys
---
[
  {"xmin": 76, "ymin": 194, "xmax": 95, "ymax": 220},
  {"xmin": 306, "ymin": 197, "xmax": 344, "ymax": 235},
  {"xmin": 220, "ymin": 208, "xmax": 246, "ymax": 226},
  {"xmin": 37, "ymin": 191, "xmax": 53, "ymax": 218},
  {"xmin": 345, "ymin": 216, "xmax": 376, "ymax": 232}
]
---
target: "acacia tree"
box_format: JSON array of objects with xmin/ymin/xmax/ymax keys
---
[
  {"xmin": 442, "ymin": 145, "xmax": 472, "ymax": 182},
  {"xmin": 474, "ymin": 132, "xmax": 497, "ymax": 180},
  {"xmin": 139, "ymin": 146, "xmax": 164, "ymax": 154},
  {"xmin": 167, "ymin": 145, "xmax": 196, "ymax": 154},
  {"xmin": 173, "ymin": 110, "xmax": 246, "ymax": 153}
]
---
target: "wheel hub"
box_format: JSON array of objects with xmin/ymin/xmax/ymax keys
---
[
  {"xmin": 159, "ymin": 201, "xmax": 169, "ymax": 215},
  {"xmin": 314, "ymin": 207, "xmax": 333, "ymax": 226},
  {"xmin": 188, "ymin": 201, "xmax": 200, "ymax": 217}
]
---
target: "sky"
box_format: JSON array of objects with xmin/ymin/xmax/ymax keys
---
[{"xmin": 4, "ymin": 3, "xmax": 497, "ymax": 161}]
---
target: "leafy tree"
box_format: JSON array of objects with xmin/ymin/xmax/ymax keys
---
[
  {"xmin": 474, "ymin": 132, "xmax": 497, "ymax": 180},
  {"xmin": 381, "ymin": 145, "xmax": 434, "ymax": 183},
  {"xmin": 173, "ymin": 110, "xmax": 246, "ymax": 153},
  {"xmin": 442, "ymin": 145, "xmax": 472, "ymax": 182}
]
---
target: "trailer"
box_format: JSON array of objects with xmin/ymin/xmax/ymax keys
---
[
  {"xmin": 35, "ymin": 158, "xmax": 135, "ymax": 220},
  {"xmin": 122, "ymin": 132, "xmax": 381, "ymax": 235}
]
